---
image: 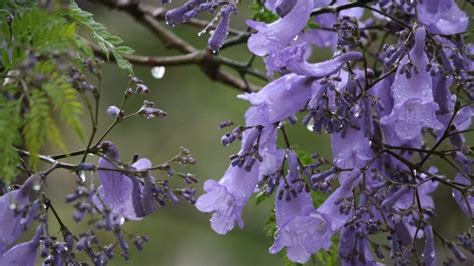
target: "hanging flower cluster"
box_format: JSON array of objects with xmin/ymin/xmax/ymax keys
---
[
  {"xmin": 189, "ymin": 0, "xmax": 474, "ymax": 264},
  {"xmin": 1, "ymin": 0, "xmax": 473, "ymax": 265},
  {"xmin": 0, "ymin": 44, "xmax": 197, "ymax": 265}
]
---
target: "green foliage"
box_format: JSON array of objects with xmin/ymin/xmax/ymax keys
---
[
  {"xmin": 0, "ymin": 97, "xmax": 21, "ymax": 180},
  {"xmin": 284, "ymin": 256, "xmax": 303, "ymax": 266},
  {"xmin": 0, "ymin": 1, "xmax": 133, "ymax": 179},
  {"xmin": 23, "ymin": 90, "xmax": 65, "ymax": 167},
  {"xmin": 313, "ymin": 237, "xmax": 339, "ymax": 265},
  {"xmin": 255, "ymin": 190, "xmax": 271, "ymax": 205},
  {"xmin": 307, "ymin": 20, "xmax": 320, "ymax": 30},
  {"xmin": 36, "ymin": 61, "xmax": 85, "ymax": 140},
  {"xmin": 67, "ymin": 1, "xmax": 134, "ymax": 73},
  {"xmin": 292, "ymin": 145, "xmax": 314, "ymax": 165},
  {"xmin": 250, "ymin": 0, "xmax": 279, "ymax": 23},
  {"xmin": 263, "ymin": 209, "xmax": 276, "ymax": 238}
]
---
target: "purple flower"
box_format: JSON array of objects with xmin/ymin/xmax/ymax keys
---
[
  {"xmin": 271, "ymin": 167, "xmax": 362, "ymax": 264},
  {"xmin": 0, "ymin": 225, "xmax": 44, "ymax": 266},
  {"xmin": 239, "ymin": 74, "xmax": 311, "ymax": 126},
  {"xmin": 246, "ymin": 0, "xmax": 314, "ymax": 57},
  {"xmin": 417, "ymin": 0, "xmax": 468, "ymax": 35},
  {"xmin": 106, "ymin": 105, "xmax": 122, "ymax": 118},
  {"xmin": 397, "ymin": 183, "xmax": 437, "ymax": 210},
  {"xmin": 257, "ymin": 128, "xmax": 285, "ymax": 181},
  {"xmin": 423, "ymin": 225, "xmax": 436, "ymax": 266},
  {"xmin": 317, "ymin": 170, "xmax": 361, "ymax": 231},
  {"xmin": 263, "ymin": 0, "xmax": 297, "ymax": 17},
  {"xmin": 270, "ymin": 151, "xmax": 332, "ymax": 263},
  {"xmin": 452, "ymin": 174, "xmax": 474, "ymax": 218},
  {"xmin": 131, "ymin": 158, "xmax": 158, "ymax": 216},
  {"xmin": 208, "ymin": 5, "xmax": 235, "ymax": 52},
  {"xmin": 331, "ymin": 124, "xmax": 373, "ymax": 169},
  {"xmin": 94, "ymin": 142, "xmax": 156, "ymax": 220},
  {"xmin": 281, "ymin": 44, "xmax": 363, "ymax": 78},
  {"xmin": 195, "ymin": 128, "xmax": 263, "ymax": 234},
  {"xmin": 0, "ymin": 175, "xmax": 38, "ymax": 255},
  {"xmin": 270, "ymin": 212, "xmax": 333, "ymax": 263},
  {"xmin": 432, "ymin": 72, "xmax": 474, "ymax": 146},
  {"xmin": 381, "ymin": 171, "xmax": 439, "ymax": 244},
  {"xmin": 165, "ymin": 1, "xmax": 198, "ymax": 26},
  {"xmin": 194, "ymin": 165, "xmax": 258, "ymax": 234},
  {"xmin": 305, "ymin": 0, "xmax": 364, "ymax": 50},
  {"xmin": 380, "ymin": 27, "xmax": 443, "ymax": 141},
  {"xmin": 339, "ymin": 226, "xmax": 381, "ymax": 266}
]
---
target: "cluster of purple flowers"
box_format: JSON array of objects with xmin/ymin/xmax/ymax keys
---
[
  {"xmin": 163, "ymin": 0, "xmax": 237, "ymax": 52},
  {"xmin": 0, "ymin": 66, "xmax": 197, "ymax": 264},
  {"xmin": 0, "ymin": 140, "xmax": 197, "ymax": 265},
  {"xmin": 188, "ymin": 0, "xmax": 474, "ymax": 264},
  {"xmin": 2, "ymin": 0, "xmax": 472, "ymax": 265}
]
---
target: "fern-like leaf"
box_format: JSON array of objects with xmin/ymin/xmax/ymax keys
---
[
  {"xmin": 67, "ymin": 2, "xmax": 134, "ymax": 73},
  {"xmin": 23, "ymin": 90, "xmax": 65, "ymax": 168},
  {"xmin": 0, "ymin": 97, "xmax": 22, "ymax": 181},
  {"xmin": 44, "ymin": 79, "xmax": 85, "ymax": 140}
]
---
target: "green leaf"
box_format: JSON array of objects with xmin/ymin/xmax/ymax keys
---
[
  {"xmin": 284, "ymin": 256, "xmax": 303, "ymax": 266},
  {"xmin": 250, "ymin": 0, "xmax": 279, "ymax": 23},
  {"xmin": 307, "ymin": 21, "xmax": 319, "ymax": 30},
  {"xmin": 42, "ymin": 76, "xmax": 85, "ymax": 141},
  {"xmin": 291, "ymin": 145, "xmax": 313, "ymax": 165},
  {"xmin": 31, "ymin": 61, "xmax": 85, "ymax": 141},
  {"xmin": 67, "ymin": 2, "xmax": 134, "ymax": 73},
  {"xmin": 255, "ymin": 190, "xmax": 270, "ymax": 205},
  {"xmin": 263, "ymin": 210, "xmax": 276, "ymax": 238},
  {"xmin": 23, "ymin": 90, "xmax": 65, "ymax": 168},
  {"xmin": 0, "ymin": 98, "xmax": 22, "ymax": 181},
  {"xmin": 116, "ymin": 46, "xmax": 135, "ymax": 55},
  {"xmin": 313, "ymin": 236, "xmax": 339, "ymax": 265}
]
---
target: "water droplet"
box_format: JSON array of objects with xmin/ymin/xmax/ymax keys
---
[
  {"xmin": 151, "ymin": 66, "xmax": 166, "ymax": 79},
  {"xmin": 79, "ymin": 171, "xmax": 86, "ymax": 183},
  {"xmin": 33, "ymin": 184, "xmax": 41, "ymax": 191},
  {"xmin": 306, "ymin": 121, "xmax": 314, "ymax": 132}
]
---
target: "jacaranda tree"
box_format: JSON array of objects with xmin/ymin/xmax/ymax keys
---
[{"xmin": 0, "ymin": 0, "xmax": 473, "ymax": 265}]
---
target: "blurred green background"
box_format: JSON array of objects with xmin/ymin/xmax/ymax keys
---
[{"xmin": 35, "ymin": 1, "xmax": 474, "ymax": 265}]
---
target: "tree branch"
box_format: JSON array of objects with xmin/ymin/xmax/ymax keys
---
[{"xmin": 90, "ymin": 0, "xmax": 263, "ymax": 92}]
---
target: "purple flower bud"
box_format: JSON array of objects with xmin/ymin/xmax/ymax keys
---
[
  {"xmin": 275, "ymin": 0, "xmax": 297, "ymax": 17},
  {"xmin": 136, "ymin": 83, "xmax": 150, "ymax": 94},
  {"xmin": 167, "ymin": 190, "xmax": 180, "ymax": 204},
  {"xmin": 208, "ymin": 5, "xmax": 235, "ymax": 52},
  {"xmin": 115, "ymin": 230, "xmax": 129, "ymax": 260},
  {"xmin": 133, "ymin": 235, "xmax": 149, "ymax": 251},
  {"xmin": 106, "ymin": 105, "xmax": 122, "ymax": 118},
  {"xmin": 218, "ymin": 120, "xmax": 234, "ymax": 129},
  {"xmin": 65, "ymin": 232, "xmax": 74, "ymax": 251},
  {"xmin": 165, "ymin": 1, "xmax": 197, "ymax": 26},
  {"xmin": 139, "ymin": 107, "xmax": 167, "ymax": 119},
  {"xmin": 78, "ymin": 162, "xmax": 95, "ymax": 171},
  {"xmin": 448, "ymin": 242, "xmax": 466, "ymax": 262}
]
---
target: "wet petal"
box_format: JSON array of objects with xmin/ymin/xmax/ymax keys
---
[
  {"xmin": 0, "ymin": 225, "xmax": 43, "ymax": 266},
  {"xmin": 247, "ymin": 0, "xmax": 314, "ymax": 56},
  {"xmin": 418, "ymin": 0, "xmax": 468, "ymax": 35},
  {"xmin": 0, "ymin": 175, "xmax": 37, "ymax": 254}
]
